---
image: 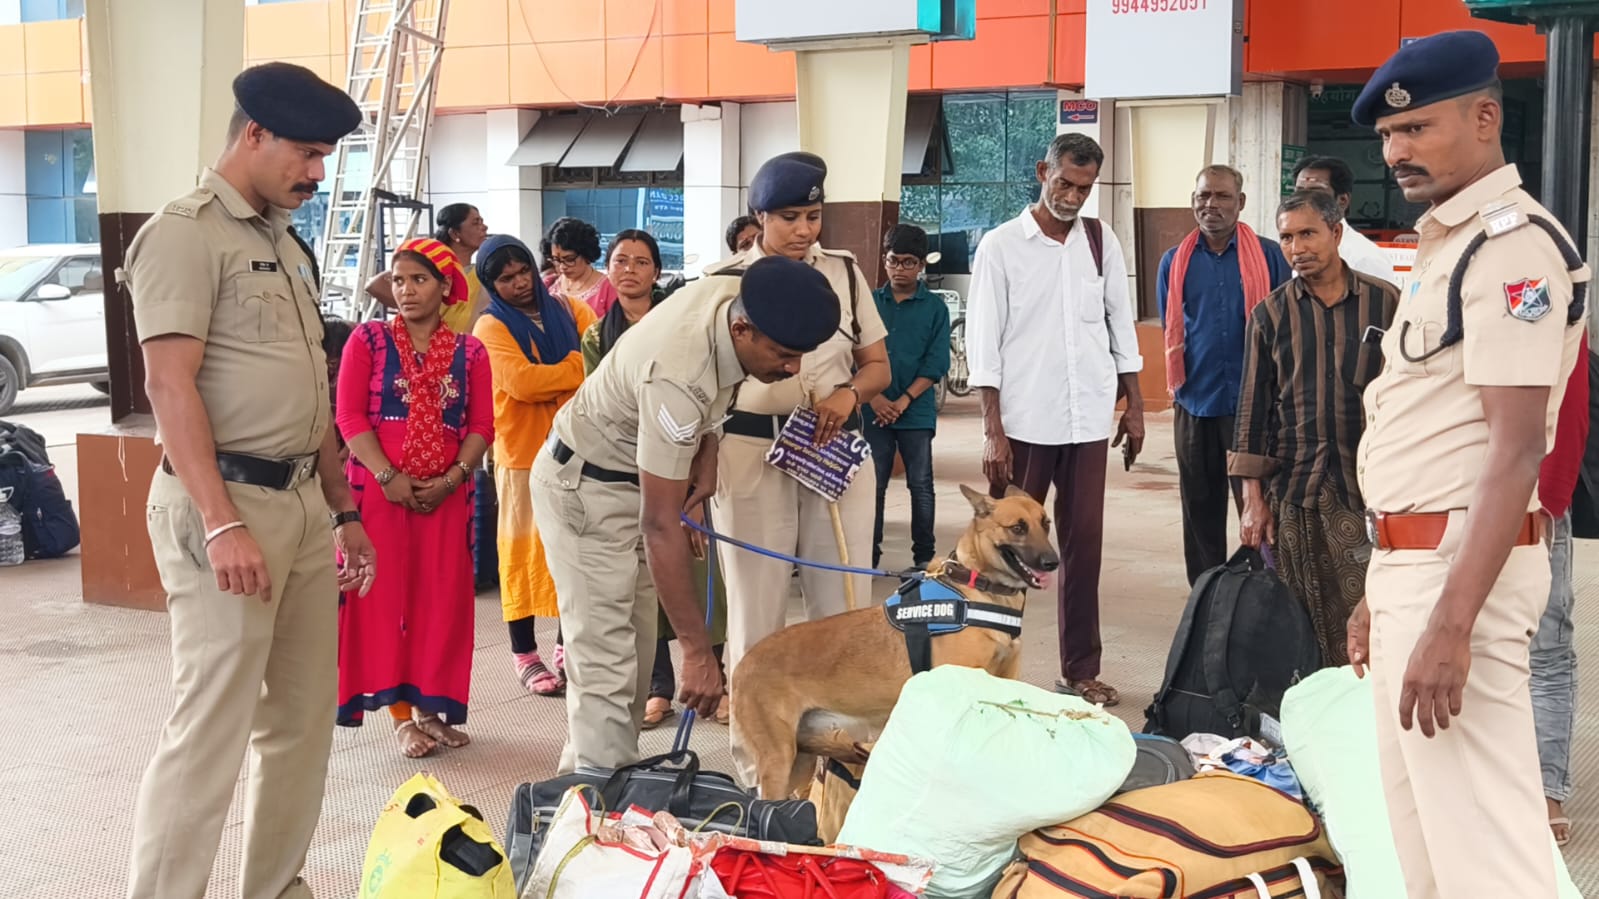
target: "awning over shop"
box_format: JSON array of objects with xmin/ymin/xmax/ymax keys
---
[
  {"xmin": 505, "ymin": 114, "xmax": 588, "ymax": 167},
  {"xmin": 902, "ymin": 95, "xmax": 940, "ymax": 176},
  {"xmin": 621, "ymin": 109, "xmax": 685, "ymax": 172},
  {"xmin": 561, "ymin": 113, "xmax": 646, "ymax": 169}
]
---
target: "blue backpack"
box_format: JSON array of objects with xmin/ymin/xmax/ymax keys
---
[{"xmin": 0, "ymin": 449, "xmax": 79, "ymax": 560}]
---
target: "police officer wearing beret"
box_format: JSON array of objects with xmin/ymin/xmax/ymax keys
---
[
  {"xmin": 531, "ymin": 254, "xmax": 841, "ymax": 772},
  {"xmin": 703, "ymin": 153, "xmax": 892, "ymax": 758},
  {"xmin": 125, "ymin": 63, "xmax": 372, "ymax": 899},
  {"xmin": 1346, "ymin": 31, "xmax": 1589, "ymax": 897}
]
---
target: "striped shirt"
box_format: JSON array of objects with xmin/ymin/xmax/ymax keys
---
[{"xmin": 1228, "ymin": 266, "xmax": 1399, "ymax": 509}]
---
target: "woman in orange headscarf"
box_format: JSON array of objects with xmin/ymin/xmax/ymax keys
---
[{"xmin": 336, "ymin": 238, "xmax": 495, "ymax": 759}]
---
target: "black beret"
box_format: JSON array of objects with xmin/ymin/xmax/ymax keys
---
[
  {"xmin": 739, "ymin": 256, "xmax": 841, "ymax": 352},
  {"xmin": 233, "ymin": 62, "xmax": 363, "ymax": 145},
  {"xmin": 1352, "ymin": 31, "xmax": 1500, "ymax": 128},
  {"xmin": 749, "ymin": 151, "xmax": 827, "ymax": 213}
]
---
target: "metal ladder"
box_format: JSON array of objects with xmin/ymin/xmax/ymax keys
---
[{"xmin": 318, "ymin": 0, "xmax": 450, "ymax": 320}]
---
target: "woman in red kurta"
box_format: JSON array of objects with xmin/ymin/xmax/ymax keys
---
[{"xmin": 336, "ymin": 238, "xmax": 494, "ymax": 758}]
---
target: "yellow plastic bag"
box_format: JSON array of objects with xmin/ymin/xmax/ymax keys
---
[{"xmin": 361, "ymin": 773, "xmax": 516, "ymax": 899}]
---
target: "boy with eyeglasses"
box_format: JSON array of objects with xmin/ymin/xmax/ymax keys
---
[{"xmin": 864, "ymin": 224, "xmax": 951, "ymax": 570}]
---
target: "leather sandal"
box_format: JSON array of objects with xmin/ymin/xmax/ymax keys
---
[
  {"xmin": 1062, "ymin": 678, "xmax": 1121, "ymax": 707},
  {"xmin": 642, "ymin": 696, "xmax": 675, "ymax": 730}
]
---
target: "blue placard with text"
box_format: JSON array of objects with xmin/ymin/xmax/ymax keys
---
[{"xmin": 764, "ymin": 408, "xmax": 872, "ymax": 503}]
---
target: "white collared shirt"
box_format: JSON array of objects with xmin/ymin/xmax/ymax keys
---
[
  {"xmin": 966, "ymin": 209, "xmax": 1144, "ymax": 446},
  {"xmin": 1339, "ymin": 221, "xmax": 1397, "ymax": 285}
]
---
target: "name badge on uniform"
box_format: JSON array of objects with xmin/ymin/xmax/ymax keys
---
[{"xmin": 250, "ymin": 260, "xmax": 280, "ymax": 273}]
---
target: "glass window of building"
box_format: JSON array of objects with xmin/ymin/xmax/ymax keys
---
[
  {"xmin": 901, "ymin": 90, "xmax": 1058, "ymax": 273},
  {"xmin": 25, "ymin": 129, "xmax": 97, "ymax": 245},
  {"xmin": 20, "ymin": 0, "xmax": 84, "ymax": 21}
]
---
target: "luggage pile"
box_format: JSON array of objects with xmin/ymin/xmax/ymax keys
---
[{"xmin": 360, "ymin": 551, "xmax": 1586, "ymax": 897}]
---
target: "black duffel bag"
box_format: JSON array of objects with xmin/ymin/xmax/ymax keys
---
[{"xmin": 505, "ymin": 748, "xmax": 819, "ymax": 890}]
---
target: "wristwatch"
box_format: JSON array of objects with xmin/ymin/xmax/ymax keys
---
[{"xmin": 330, "ymin": 510, "xmax": 362, "ymax": 530}]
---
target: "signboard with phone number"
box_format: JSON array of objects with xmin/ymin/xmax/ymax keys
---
[
  {"xmin": 1086, "ymin": 0, "xmax": 1241, "ymax": 99},
  {"xmin": 1109, "ymin": 0, "xmax": 1207, "ymax": 12}
]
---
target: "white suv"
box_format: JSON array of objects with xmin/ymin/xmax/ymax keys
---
[{"xmin": 0, "ymin": 244, "xmax": 108, "ymax": 415}]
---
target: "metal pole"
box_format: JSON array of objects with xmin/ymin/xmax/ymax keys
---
[{"xmin": 1538, "ymin": 16, "xmax": 1595, "ymax": 245}]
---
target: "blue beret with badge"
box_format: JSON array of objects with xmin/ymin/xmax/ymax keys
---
[
  {"xmin": 1352, "ymin": 30, "xmax": 1500, "ymax": 128},
  {"xmin": 739, "ymin": 255, "xmax": 841, "ymax": 352},
  {"xmin": 749, "ymin": 151, "xmax": 828, "ymax": 213},
  {"xmin": 233, "ymin": 62, "xmax": 363, "ymax": 145}
]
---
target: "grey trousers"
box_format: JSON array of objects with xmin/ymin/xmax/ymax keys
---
[{"xmin": 1531, "ymin": 511, "xmax": 1578, "ymax": 803}]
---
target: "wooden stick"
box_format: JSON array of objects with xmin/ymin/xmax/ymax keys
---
[{"xmin": 831, "ymin": 501, "xmax": 857, "ymax": 611}]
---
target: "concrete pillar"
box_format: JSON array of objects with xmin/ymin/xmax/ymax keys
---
[
  {"xmin": 484, "ymin": 108, "xmax": 542, "ymax": 248},
  {"xmin": 683, "ymin": 102, "xmax": 741, "ymax": 274},
  {"xmin": 87, "ymin": 0, "xmax": 241, "ymax": 422},
  {"xmin": 795, "ymin": 41, "xmax": 913, "ymax": 285},
  {"xmin": 1228, "ymin": 81, "xmax": 1308, "ymax": 234},
  {"xmin": 81, "ymin": 0, "xmax": 243, "ymax": 610}
]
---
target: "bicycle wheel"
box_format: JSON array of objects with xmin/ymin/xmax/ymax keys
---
[{"xmin": 946, "ymin": 317, "xmax": 971, "ymax": 396}]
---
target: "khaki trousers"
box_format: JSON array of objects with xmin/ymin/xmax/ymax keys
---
[
  {"xmin": 128, "ymin": 470, "xmax": 336, "ymax": 899},
  {"xmin": 1367, "ymin": 512, "xmax": 1556, "ymax": 898},
  {"xmin": 530, "ymin": 451, "xmax": 658, "ymax": 773},
  {"xmin": 712, "ymin": 433, "xmax": 878, "ymax": 681}
]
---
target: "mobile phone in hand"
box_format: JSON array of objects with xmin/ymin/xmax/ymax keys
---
[{"xmin": 1122, "ymin": 440, "xmax": 1134, "ymax": 472}]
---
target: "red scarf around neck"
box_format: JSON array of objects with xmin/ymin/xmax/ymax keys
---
[
  {"xmin": 390, "ymin": 316, "xmax": 459, "ymax": 478},
  {"xmin": 1163, "ymin": 222, "xmax": 1273, "ymax": 396}
]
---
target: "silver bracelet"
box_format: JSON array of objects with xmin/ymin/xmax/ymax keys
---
[{"xmin": 204, "ymin": 521, "xmax": 246, "ymax": 546}]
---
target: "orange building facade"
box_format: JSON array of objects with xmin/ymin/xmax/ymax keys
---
[{"xmin": 0, "ymin": 0, "xmax": 1578, "ymax": 332}]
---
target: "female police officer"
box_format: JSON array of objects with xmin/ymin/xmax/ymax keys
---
[{"xmin": 705, "ymin": 152, "xmax": 892, "ymax": 711}]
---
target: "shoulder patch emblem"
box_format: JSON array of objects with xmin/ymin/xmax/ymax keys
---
[
  {"xmin": 1505, "ymin": 278, "xmax": 1551, "ymax": 322},
  {"xmin": 656, "ymin": 405, "xmax": 700, "ymax": 445}
]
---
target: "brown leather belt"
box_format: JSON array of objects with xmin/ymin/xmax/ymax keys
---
[{"xmin": 1364, "ymin": 510, "xmax": 1545, "ymax": 551}]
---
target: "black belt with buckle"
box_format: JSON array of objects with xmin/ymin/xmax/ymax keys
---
[
  {"xmin": 724, "ymin": 409, "xmax": 861, "ymax": 440},
  {"xmin": 549, "ymin": 438, "xmax": 640, "ymax": 486},
  {"xmin": 162, "ymin": 451, "xmax": 319, "ymax": 491}
]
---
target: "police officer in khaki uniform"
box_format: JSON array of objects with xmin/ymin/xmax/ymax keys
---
[
  {"xmin": 705, "ymin": 152, "xmax": 893, "ymax": 691},
  {"xmin": 531, "ymin": 255, "xmax": 842, "ymax": 772},
  {"xmin": 1346, "ymin": 33, "xmax": 1589, "ymax": 898},
  {"xmin": 126, "ymin": 64, "xmax": 374, "ymax": 899}
]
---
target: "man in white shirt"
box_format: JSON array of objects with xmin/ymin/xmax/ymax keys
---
[
  {"xmin": 1291, "ymin": 155, "xmax": 1398, "ymax": 285},
  {"xmin": 967, "ymin": 132, "xmax": 1145, "ymax": 708}
]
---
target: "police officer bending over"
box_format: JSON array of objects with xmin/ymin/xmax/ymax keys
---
[
  {"xmin": 1347, "ymin": 31, "xmax": 1589, "ymax": 898},
  {"xmin": 531, "ymin": 255, "xmax": 842, "ymax": 772},
  {"xmin": 125, "ymin": 63, "xmax": 375, "ymax": 899}
]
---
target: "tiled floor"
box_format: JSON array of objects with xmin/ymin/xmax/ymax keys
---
[{"xmin": 1, "ymin": 392, "xmax": 1595, "ymax": 896}]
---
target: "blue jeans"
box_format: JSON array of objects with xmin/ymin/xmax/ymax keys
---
[
  {"xmin": 1531, "ymin": 512, "xmax": 1577, "ymax": 802},
  {"xmin": 865, "ymin": 425, "xmax": 936, "ymax": 567}
]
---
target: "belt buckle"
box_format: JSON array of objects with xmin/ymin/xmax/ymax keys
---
[
  {"xmin": 1364, "ymin": 510, "xmax": 1381, "ymax": 549},
  {"xmin": 282, "ymin": 455, "xmax": 317, "ymax": 490}
]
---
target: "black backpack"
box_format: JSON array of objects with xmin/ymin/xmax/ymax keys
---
[
  {"xmin": 1144, "ymin": 548, "xmax": 1321, "ymax": 740},
  {"xmin": 0, "ymin": 420, "xmax": 49, "ymax": 468}
]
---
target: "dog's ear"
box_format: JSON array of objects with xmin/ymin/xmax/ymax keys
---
[
  {"xmin": 1003, "ymin": 484, "xmax": 1030, "ymax": 500},
  {"xmin": 960, "ymin": 484, "xmax": 994, "ymax": 517}
]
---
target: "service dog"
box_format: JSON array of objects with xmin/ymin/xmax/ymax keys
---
[{"xmin": 729, "ymin": 484, "xmax": 1060, "ymax": 800}]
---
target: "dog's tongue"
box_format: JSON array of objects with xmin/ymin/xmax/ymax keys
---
[{"xmin": 1034, "ymin": 572, "xmax": 1052, "ymax": 591}]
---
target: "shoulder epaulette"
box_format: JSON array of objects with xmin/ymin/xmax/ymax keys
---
[
  {"xmin": 1478, "ymin": 198, "xmax": 1528, "ymax": 239},
  {"xmin": 160, "ymin": 188, "xmax": 217, "ymax": 219}
]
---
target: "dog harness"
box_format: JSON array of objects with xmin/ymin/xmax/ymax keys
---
[{"xmin": 883, "ymin": 568, "xmax": 1024, "ymax": 675}]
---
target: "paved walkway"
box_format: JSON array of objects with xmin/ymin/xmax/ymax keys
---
[{"xmin": 2, "ymin": 386, "xmax": 1596, "ymax": 896}]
